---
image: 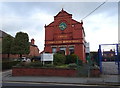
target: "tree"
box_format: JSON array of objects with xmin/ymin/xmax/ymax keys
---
[
  {"xmin": 2, "ymin": 35, "xmax": 14, "ymax": 59},
  {"xmin": 11, "ymin": 32, "xmax": 30, "ymax": 58}
]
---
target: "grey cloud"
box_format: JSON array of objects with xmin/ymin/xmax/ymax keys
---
[
  {"xmin": 2, "ymin": 2, "xmax": 117, "ymax": 18},
  {"xmin": 1, "ymin": 2, "xmax": 118, "ymax": 32},
  {"xmin": 1, "ymin": 2, "xmax": 118, "ymax": 51}
]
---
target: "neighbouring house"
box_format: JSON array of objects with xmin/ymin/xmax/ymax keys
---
[
  {"xmin": 29, "ymin": 38, "xmax": 40, "ymax": 58},
  {"xmin": 103, "ymin": 49, "xmax": 115, "ymax": 57}
]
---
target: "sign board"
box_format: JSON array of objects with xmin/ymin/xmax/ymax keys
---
[
  {"xmin": 86, "ymin": 42, "xmax": 90, "ymax": 53},
  {"xmin": 41, "ymin": 53, "xmax": 53, "ymax": 61},
  {"xmin": 46, "ymin": 39, "xmax": 82, "ymax": 44}
]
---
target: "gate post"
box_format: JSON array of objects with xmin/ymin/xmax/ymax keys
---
[
  {"xmin": 116, "ymin": 44, "xmax": 120, "ymax": 74},
  {"xmin": 99, "ymin": 45, "xmax": 102, "ymax": 73}
]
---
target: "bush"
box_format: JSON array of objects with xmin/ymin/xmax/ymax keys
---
[
  {"xmin": 15, "ymin": 61, "xmax": 43, "ymax": 68},
  {"xmin": 65, "ymin": 54, "xmax": 78, "ymax": 64},
  {"xmin": 44, "ymin": 64, "xmax": 54, "ymax": 68},
  {"xmin": 77, "ymin": 59, "xmax": 83, "ymax": 66},
  {"xmin": 55, "ymin": 65, "xmax": 68, "ymax": 69},
  {"xmin": 53, "ymin": 53, "xmax": 66, "ymax": 65},
  {"xmin": 2, "ymin": 61, "xmax": 20, "ymax": 70},
  {"xmin": 29, "ymin": 61, "xmax": 43, "ymax": 67},
  {"xmin": 68, "ymin": 63, "xmax": 77, "ymax": 69}
]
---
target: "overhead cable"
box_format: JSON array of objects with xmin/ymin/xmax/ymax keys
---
[{"xmin": 81, "ymin": 0, "xmax": 108, "ymax": 20}]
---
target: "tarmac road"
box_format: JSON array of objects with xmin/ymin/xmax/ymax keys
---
[{"xmin": 2, "ymin": 82, "xmax": 120, "ymax": 88}]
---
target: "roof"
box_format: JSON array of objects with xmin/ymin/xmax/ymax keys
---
[
  {"xmin": 0, "ymin": 30, "xmax": 8, "ymax": 38},
  {"xmin": 54, "ymin": 8, "xmax": 72, "ymax": 18},
  {"xmin": 29, "ymin": 42, "xmax": 38, "ymax": 47},
  {"xmin": 31, "ymin": 44, "xmax": 38, "ymax": 47}
]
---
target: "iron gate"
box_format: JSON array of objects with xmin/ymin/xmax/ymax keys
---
[{"xmin": 98, "ymin": 44, "xmax": 120, "ymax": 75}]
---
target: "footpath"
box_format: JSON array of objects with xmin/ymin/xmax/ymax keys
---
[{"xmin": 1, "ymin": 70, "xmax": 120, "ymax": 86}]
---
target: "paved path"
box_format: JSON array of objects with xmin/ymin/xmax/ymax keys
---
[{"xmin": 102, "ymin": 62, "xmax": 118, "ymax": 75}]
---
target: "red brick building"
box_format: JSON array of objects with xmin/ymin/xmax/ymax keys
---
[
  {"xmin": 29, "ymin": 38, "xmax": 40, "ymax": 57},
  {"xmin": 44, "ymin": 9, "xmax": 86, "ymax": 62},
  {"xmin": 103, "ymin": 49, "xmax": 115, "ymax": 57}
]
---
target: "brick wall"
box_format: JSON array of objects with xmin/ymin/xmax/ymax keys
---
[{"xmin": 12, "ymin": 67, "xmax": 77, "ymax": 77}]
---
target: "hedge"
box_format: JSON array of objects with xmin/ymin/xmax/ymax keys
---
[{"xmin": 2, "ymin": 61, "xmax": 20, "ymax": 70}]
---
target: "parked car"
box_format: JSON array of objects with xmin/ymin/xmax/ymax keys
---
[
  {"xmin": 21, "ymin": 57, "xmax": 31, "ymax": 62},
  {"xmin": 31, "ymin": 56, "xmax": 41, "ymax": 62}
]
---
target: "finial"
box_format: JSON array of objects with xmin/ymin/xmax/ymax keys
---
[
  {"xmin": 81, "ymin": 20, "xmax": 83, "ymax": 25},
  {"xmin": 61, "ymin": 8, "xmax": 64, "ymax": 12},
  {"xmin": 45, "ymin": 24, "xmax": 46, "ymax": 27}
]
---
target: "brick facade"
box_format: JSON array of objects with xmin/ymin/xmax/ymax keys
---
[
  {"xmin": 44, "ymin": 9, "xmax": 86, "ymax": 62},
  {"xmin": 29, "ymin": 39, "xmax": 40, "ymax": 57}
]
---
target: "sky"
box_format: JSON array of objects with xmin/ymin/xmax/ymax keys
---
[{"xmin": 0, "ymin": 0, "xmax": 119, "ymax": 52}]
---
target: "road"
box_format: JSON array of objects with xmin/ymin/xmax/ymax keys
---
[{"xmin": 2, "ymin": 82, "xmax": 119, "ymax": 88}]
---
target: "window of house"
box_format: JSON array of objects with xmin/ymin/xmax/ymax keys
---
[
  {"xmin": 52, "ymin": 47, "xmax": 57, "ymax": 53},
  {"xmin": 60, "ymin": 47, "xmax": 66, "ymax": 55},
  {"xmin": 69, "ymin": 46, "xmax": 74, "ymax": 55}
]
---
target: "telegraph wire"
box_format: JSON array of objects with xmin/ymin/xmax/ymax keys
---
[{"xmin": 81, "ymin": 0, "xmax": 108, "ymax": 20}]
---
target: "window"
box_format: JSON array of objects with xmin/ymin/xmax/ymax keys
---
[
  {"xmin": 60, "ymin": 47, "xmax": 66, "ymax": 55},
  {"xmin": 52, "ymin": 47, "xmax": 56, "ymax": 53},
  {"xmin": 69, "ymin": 46, "xmax": 74, "ymax": 55},
  {"xmin": 72, "ymin": 24, "xmax": 74, "ymax": 27}
]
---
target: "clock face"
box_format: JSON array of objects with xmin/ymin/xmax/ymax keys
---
[{"xmin": 59, "ymin": 22, "xmax": 67, "ymax": 30}]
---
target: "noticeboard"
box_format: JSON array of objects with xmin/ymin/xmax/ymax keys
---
[{"xmin": 41, "ymin": 53, "xmax": 53, "ymax": 61}]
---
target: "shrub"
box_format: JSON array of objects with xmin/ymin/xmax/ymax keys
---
[
  {"xmin": 68, "ymin": 63, "xmax": 77, "ymax": 69},
  {"xmin": 44, "ymin": 64, "xmax": 54, "ymax": 68},
  {"xmin": 53, "ymin": 53, "xmax": 66, "ymax": 65},
  {"xmin": 77, "ymin": 59, "xmax": 83, "ymax": 66},
  {"xmin": 55, "ymin": 65, "xmax": 68, "ymax": 69},
  {"xmin": 15, "ymin": 61, "xmax": 43, "ymax": 68},
  {"xmin": 29, "ymin": 61, "xmax": 43, "ymax": 67},
  {"xmin": 2, "ymin": 61, "xmax": 20, "ymax": 70},
  {"xmin": 65, "ymin": 54, "xmax": 78, "ymax": 64}
]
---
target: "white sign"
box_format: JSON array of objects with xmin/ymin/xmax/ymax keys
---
[
  {"xmin": 86, "ymin": 42, "xmax": 90, "ymax": 53},
  {"xmin": 41, "ymin": 53, "xmax": 53, "ymax": 61}
]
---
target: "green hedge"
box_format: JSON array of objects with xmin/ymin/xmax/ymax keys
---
[
  {"xmin": 65, "ymin": 54, "xmax": 79, "ymax": 64},
  {"xmin": 15, "ymin": 61, "xmax": 43, "ymax": 68},
  {"xmin": 2, "ymin": 61, "xmax": 20, "ymax": 70},
  {"xmin": 68, "ymin": 63, "xmax": 77, "ymax": 69},
  {"xmin": 29, "ymin": 62, "xmax": 43, "ymax": 67}
]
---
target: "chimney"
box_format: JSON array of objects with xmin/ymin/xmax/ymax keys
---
[{"xmin": 31, "ymin": 38, "xmax": 35, "ymax": 45}]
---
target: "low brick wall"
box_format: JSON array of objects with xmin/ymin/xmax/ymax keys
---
[
  {"xmin": 90, "ymin": 69, "xmax": 101, "ymax": 77},
  {"xmin": 12, "ymin": 67, "xmax": 77, "ymax": 77}
]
